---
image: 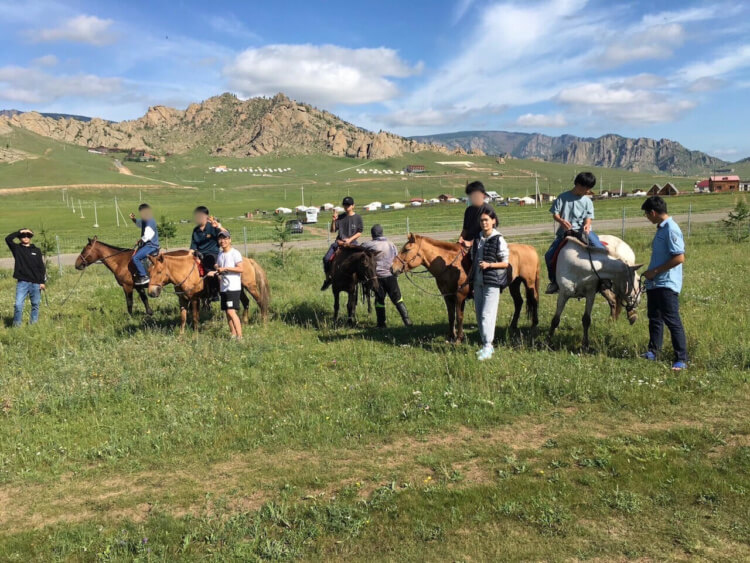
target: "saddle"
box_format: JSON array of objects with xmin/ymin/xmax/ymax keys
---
[{"xmin": 550, "ymin": 231, "xmax": 609, "ymax": 274}]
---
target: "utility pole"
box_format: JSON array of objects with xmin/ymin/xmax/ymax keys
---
[
  {"xmin": 93, "ymin": 202, "xmax": 99, "ymax": 228},
  {"xmin": 115, "ymin": 197, "xmax": 120, "ymax": 227},
  {"xmin": 301, "ymin": 185, "xmax": 305, "ymax": 207},
  {"xmin": 79, "ymin": 200, "xmax": 85, "ymax": 219}
]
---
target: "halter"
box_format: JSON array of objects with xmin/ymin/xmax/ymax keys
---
[
  {"xmin": 393, "ymin": 237, "xmax": 426, "ymax": 272},
  {"xmin": 396, "ymin": 237, "xmax": 468, "ymax": 298},
  {"xmin": 77, "ymin": 240, "xmax": 134, "ymax": 267},
  {"xmin": 149, "ymin": 257, "xmax": 200, "ymax": 295},
  {"xmin": 586, "ymin": 245, "xmax": 641, "ymax": 311}
]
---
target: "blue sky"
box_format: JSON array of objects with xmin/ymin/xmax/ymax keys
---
[{"xmin": 1, "ymin": 0, "xmax": 749, "ymax": 160}]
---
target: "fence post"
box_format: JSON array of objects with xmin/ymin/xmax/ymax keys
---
[
  {"xmin": 687, "ymin": 204, "xmax": 692, "ymax": 238},
  {"xmin": 55, "ymin": 235, "xmax": 63, "ymax": 276},
  {"xmin": 621, "ymin": 208, "xmax": 626, "ymax": 240},
  {"xmin": 243, "ymin": 226, "xmax": 248, "ymax": 257},
  {"xmin": 406, "ymin": 216, "xmax": 410, "ymax": 236}
]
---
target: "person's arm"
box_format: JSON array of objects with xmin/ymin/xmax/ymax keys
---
[
  {"xmin": 583, "ymin": 217, "xmax": 593, "ymax": 233},
  {"xmin": 346, "ymin": 232, "xmax": 362, "ymax": 244},
  {"xmin": 5, "ymin": 231, "xmax": 19, "ymax": 252},
  {"xmin": 330, "ymin": 211, "xmax": 339, "ymax": 233},
  {"xmin": 644, "ymin": 254, "xmax": 684, "ymax": 280},
  {"xmin": 218, "ymin": 253, "xmax": 244, "ymax": 274},
  {"xmin": 551, "ymin": 198, "xmax": 572, "ymax": 231},
  {"xmin": 480, "ymin": 239, "xmax": 510, "ymax": 270},
  {"xmin": 189, "ymin": 229, "xmax": 198, "ymax": 250},
  {"xmin": 583, "ymin": 200, "xmax": 595, "ymax": 233},
  {"xmin": 141, "ymin": 224, "xmax": 156, "ymax": 243}
]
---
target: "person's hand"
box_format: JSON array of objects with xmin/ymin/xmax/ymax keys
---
[
  {"xmin": 129, "ymin": 213, "xmax": 136, "ymax": 220},
  {"xmin": 40, "ymin": 284, "xmax": 46, "ymax": 291},
  {"xmin": 207, "ymin": 271, "xmax": 217, "ymax": 277},
  {"xmin": 479, "ymin": 261, "xmax": 491, "ymax": 270},
  {"xmin": 560, "ymin": 219, "xmax": 572, "ymax": 231},
  {"xmin": 336, "ymin": 239, "xmax": 345, "ymax": 247},
  {"xmin": 583, "ymin": 223, "xmax": 592, "ymax": 234},
  {"xmin": 332, "ymin": 210, "xmax": 339, "ymax": 221},
  {"xmin": 643, "ymin": 269, "xmax": 657, "ymax": 281}
]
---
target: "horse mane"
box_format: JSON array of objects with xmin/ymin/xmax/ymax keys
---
[
  {"xmin": 415, "ymin": 235, "xmax": 461, "ymax": 251},
  {"xmin": 96, "ymin": 240, "xmax": 130, "ymax": 252}
]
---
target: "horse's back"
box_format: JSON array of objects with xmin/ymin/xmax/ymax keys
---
[
  {"xmin": 598, "ymin": 235, "xmax": 636, "ymax": 265},
  {"xmin": 508, "ymin": 243, "xmax": 540, "ymax": 284}
]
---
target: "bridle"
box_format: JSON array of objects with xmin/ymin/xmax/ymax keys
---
[
  {"xmin": 586, "ymin": 246, "xmax": 643, "ymax": 311},
  {"xmin": 395, "ymin": 237, "xmax": 468, "ymax": 298},
  {"xmin": 393, "ymin": 237, "xmax": 425, "ymax": 272},
  {"xmin": 149, "ymin": 257, "xmax": 200, "ymax": 295},
  {"xmin": 77, "ymin": 240, "xmax": 135, "ymax": 267}
]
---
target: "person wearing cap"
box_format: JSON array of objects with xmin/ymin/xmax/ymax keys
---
[
  {"xmin": 190, "ymin": 206, "xmax": 224, "ymax": 301},
  {"xmin": 321, "ymin": 196, "xmax": 363, "ymax": 290},
  {"xmin": 362, "ymin": 224, "xmax": 412, "ymax": 328},
  {"xmin": 206, "ymin": 230, "xmax": 244, "ymax": 340},
  {"xmin": 458, "ymin": 181, "xmax": 495, "ymax": 249},
  {"xmin": 6, "ymin": 229, "xmax": 46, "ymax": 326},
  {"xmin": 129, "ymin": 203, "xmax": 160, "ymax": 286}
]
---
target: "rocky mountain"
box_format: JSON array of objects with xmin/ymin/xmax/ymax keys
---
[
  {"xmin": 411, "ymin": 130, "xmax": 731, "ymax": 175},
  {"xmin": 0, "ymin": 93, "xmax": 445, "ymax": 160},
  {"xmin": 0, "ymin": 109, "xmax": 92, "ymax": 122}
]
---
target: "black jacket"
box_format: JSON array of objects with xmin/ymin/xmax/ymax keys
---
[
  {"xmin": 6, "ymin": 232, "xmax": 46, "ymax": 284},
  {"xmin": 470, "ymin": 232, "xmax": 510, "ymax": 289}
]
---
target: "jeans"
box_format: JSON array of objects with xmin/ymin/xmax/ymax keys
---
[
  {"xmin": 545, "ymin": 231, "xmax": 604, "ymax": 283},
  {"xmin": 647, "ymin": 288, "xmax": 688, "ymax": 362},
  {"xmin": 132, "ymin": 245, "xmax": 158, "ymax": 277},
  {"xmin": 14, "ymin": 280, "xmax": 41, "ymax": 326},
  {"xmin": 323, "ymin": 242, "xmax": 338, "ymax": 273},
  {"xmin": 474, "ymin": 279, "xmax": 500, "ymax": 347}
]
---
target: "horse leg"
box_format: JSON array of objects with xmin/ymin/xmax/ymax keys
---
[
  {"xmin": 509, "ymin": 279, "xmax": 523, "ymax": 330},
  {"xmin": 347, "ymin": 287, "xmax": 357, "ymax": 325},
  {"xmin": 333, "ymin": 290, "xmax": 340, "ymax": 323},
  {"xmin": 124, "ymin": 288, "xmax": 134, "ymax": 316},
  {"xmin": 456, "ymin": 295, "xmax": 466, "ymax": 343},
  {"xmin": 240, "ymin": 288, "xmax": 250, "ymax": 324},
  {"xmin": 548, "ymin": 293, "xmax": 569, "ymax": 341},
  {"xmin": 582, "ymin": 293, "xmax": 596, "ymax": 350},
  {"xmin": 526, "ymin": 283, "xmax": 539, "ymax": 328},
  {"xmin": 192, "ymin": 298, "xmax": 200, "ymax": 331},
  {"xmin": 600, "ymin": 288, "xmax": 618, "ymax": 320},
  {"xmin": 444, "ymin": 295, "xmax": 457, "ymax": 342},
  {"xmin": 136, "ymin": 287, "xmax": 153, "ymax": 316}
]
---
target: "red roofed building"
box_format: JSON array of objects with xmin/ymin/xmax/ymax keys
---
[
  {"xmin": 694, "ymin": 179, "xmax": 710, "ymax": 193},
  {"xmin": 709, "ymin": 175, "xmax": 740, "ymax": 193}
]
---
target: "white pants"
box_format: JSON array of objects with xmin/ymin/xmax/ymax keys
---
[{"xmin": 474, "ymin": 280, "xmax": 500, "ymax": 347}]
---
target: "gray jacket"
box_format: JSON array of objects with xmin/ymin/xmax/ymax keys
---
[{"xmin": 362, "ymin": 237, "xmax": 397, "ymax": 278}]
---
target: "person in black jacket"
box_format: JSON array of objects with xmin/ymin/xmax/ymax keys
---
[
  {"xmin": 469, "ymin": 209, "xmax": 509, "ymax": 361},
  {"xmin": 190, "ymin": 206, "xmax": 224, "ymax": 301},
  {"xmin": 6, "ymin": 229, "xmax": 46, "ymax": 326}
]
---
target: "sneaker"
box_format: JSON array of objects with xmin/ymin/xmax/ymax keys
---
[
  {"xmin": 671, "ymin": 361, "xmax": 688, "ymax": 371},
  {"xmin": 134, "ymin": 275, "xmax": 150, "ymax": 286},
  {"xmin": 477, "ymin": 345, "xmax": 494, "ymax": 361},
  {"xmin": 545, "ymin": 282, "xmax": 559, "ymax": 294},
  {"xmin": 640, "ymin": 351, "xmax": 657, "ymax": 361}
]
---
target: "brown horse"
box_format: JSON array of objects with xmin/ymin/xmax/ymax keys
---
[
  {"xmin": 391, "ymin": 234, "xmax": 540, "ymax": 342},
  {"xmin": 147, "ymin": 251, "xmax": 271, "ymax": 333},
  {"xmin": 75, "ymin": 237, "xmax": 153, "ymax": 316},
  {"xmin": 325, "ymin": 245, "xmax": 379, "ymax": 324}
]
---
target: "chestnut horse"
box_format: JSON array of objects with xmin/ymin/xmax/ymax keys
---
[
  {"xmin": 75, "ymin": 237, "xmax": 153, "ymax": 316},
  {"xmin": 391, "ymin": 234, "xmax": 540, "ymax": 343},
  {"xmin": 147, "ymin": 251, "xmax": 270, "ymax": 333}
]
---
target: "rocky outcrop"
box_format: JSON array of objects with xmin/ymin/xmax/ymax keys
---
[
  {"xmin": 412, "ymin": 131, "xmax": 730, "ymax": 174},
  {"xmin": 0, "ymin": 92, "xmax": 446, "ymax": 160}
]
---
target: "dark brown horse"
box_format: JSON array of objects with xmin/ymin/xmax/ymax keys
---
[
  {"xmin": 391, "ymin": 234, "xmax": 540, "ymax": 342},
  {"xmin": 147, "ymin": 251, "xmax": 271, "ymax": 333},
  {"xmin": 325, "ymin": 245, "xmax": 379, "ymax": 324},
  {"xmin": 75, "ymin": 237, "xmax": 153, "ymax": 316}
]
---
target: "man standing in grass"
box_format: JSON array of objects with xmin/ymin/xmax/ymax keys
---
[
  {"xmin": 321, "ymin": 196, "xmax": 363, "ymax": 290},
  {"xmin": 362, "ymin": 224, "xmax": 412, "ymax": 328},
  {"xmin": 641, "ymin": 196, "xmax": 688, "ymax": 371},
  {"xmin": 207, "ymin": 230, "xmax": 244, "ymax": 340},
  {"xmin": 545, "ymin": 172, "xmax": 605, "ymax": 294},
  {"xmin": 129, "ymin": 203, "xmax": 159, "ymax": 286},
  {"xmin": 6, "ymin": 229, "xmax": 46, "ymax": 326}
]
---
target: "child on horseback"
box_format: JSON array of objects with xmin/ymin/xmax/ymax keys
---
[
  {"xmin": 190, "ymin": 206, "xmax": 224, "ymax": 301},
  {"xmin": 130, "ymin": 203, "xmax": 159, "ymax": 286},
  {"xmin": 470, "ymin": 208, "xmax": 509, "ymax": 361},
  {"xmin": 321, "ymin": 196, "xmax": 363, "ymax": 290},
  {"xmin": 640, "ymin": 196, "xmax": 688, "ymax": 371},
  {"xmin": 207, "ymin": 230, "xmax": 244, "ymax": 340},
  {"xmin": 362, "ymin": 224, "xmax": 412, "ymax": 328},
  {"xmin": 544, "ymin": 172, "xmax": 604, "ymax": 294}
]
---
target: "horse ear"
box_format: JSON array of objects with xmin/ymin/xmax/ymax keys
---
[
  {"xmin": 87, "ymin": 237, "xmax": 92, "ymax": 243},
  {"xmin": 147, "ymin": 255, "xmax": 157, "ymax": 264},
  {"xmin": 632, "ymin": 263, "xmax": 645, "ymax": 271},
  {"xmin": 408, "ymin": 232, "xmax": 415, "ymax": 241}
]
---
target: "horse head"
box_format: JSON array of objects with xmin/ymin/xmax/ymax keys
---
[
  {"xmin": 392, "ymin": 233, "xmax": 422, "ymax": 274},
  {"xmin": 616, "ymin": 262, "xmax": 645, "ymax": 324},
  {"xmin": 147, "ymin": 254, "xmax": 168, "ymax": 298},
  {"xmin": 75, "ymin": 236, "xmax": 99, "ymax": 270},
  {"xmin": 359, "ymin": 249, "xmax": 380, "ymax": 292}
]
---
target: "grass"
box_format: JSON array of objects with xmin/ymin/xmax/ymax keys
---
[{"xmin": 0, "ymin": 229, "xmax": 749, "ymax": 560}]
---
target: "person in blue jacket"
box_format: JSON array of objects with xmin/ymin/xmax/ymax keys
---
[{"xmin": 129, "ymin": 203, "xmax": 159, "ymax": 286}]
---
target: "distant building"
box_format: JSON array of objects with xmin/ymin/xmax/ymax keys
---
[
  {"xmin": 709, "ymin": 175, "xmax": 740, "ymax": 192},
  {"xmin": 438, "ymin": 194, "xmax": 455, "ymax": 202},
  {"xmin": 126, "ymin": 149, "xmax": 156, "ymax": 162},
  {"xmin": 534, "ymin": 192, "xmax": 556, "ymax": 203},
  {"xmin": 647, "ymin": 184, "xmax": 661, "ymax": 196},
  {"xmin": 740, "ymin": 181, "xmax": 750, "ymax": 192},
  {"xmin": 405, "ymin": 164, "xmax": 426, "ymax": 174},
  {"xmin": 694, "ymin": 179, "xmax": 710, "ymax": 193},
  {"xmin": 660, "ymin": 182, "xmax": 679, "ymax": 196}
]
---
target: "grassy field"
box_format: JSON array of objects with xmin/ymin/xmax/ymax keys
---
[
  {"xmin": 0, "ymin": 226, "xmax": 749, "ymax": 560},
  {"xmin": 0, "ymin": 127, "xmax": 742, "ymax": 257}
]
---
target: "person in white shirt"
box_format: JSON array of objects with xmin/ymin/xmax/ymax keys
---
[{"xmin": 207, "ymin": 230, "xmax": 244, "ymax": 339}]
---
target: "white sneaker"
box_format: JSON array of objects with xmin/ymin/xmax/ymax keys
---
[{"xmin": 477, "ymin": 345, "xmax": 494, "ymax": 361}]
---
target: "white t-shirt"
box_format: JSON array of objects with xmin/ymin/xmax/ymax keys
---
[{"xmin": 216, "ymin": 248, "xmax": 243, "ymax": 292}]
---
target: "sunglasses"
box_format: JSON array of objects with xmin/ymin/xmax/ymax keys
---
[{"xmin": 20, "ymin": 233, "xmax": 33, "ymax": 238}]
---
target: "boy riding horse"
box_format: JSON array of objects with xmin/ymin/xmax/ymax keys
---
[{"xmin": 321, "ymin": 196, "xmax": 363, "ymax": 291}]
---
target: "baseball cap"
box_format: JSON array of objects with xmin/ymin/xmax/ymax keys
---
[
  {"xmin": 217, "ymin": 230, "xmax": 231, "ymax": 239},
  {"xmin": 371, "ymin": 224, "xmax": 384, "ymax": 238},
  {"xmin": 342, "ymin": 196, "xmax": 354, "ymax": 207}
]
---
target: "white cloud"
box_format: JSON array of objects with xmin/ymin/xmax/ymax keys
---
[
  {"xmin": 598, "ymin": 23, "xmax": 685, "ymax": 66},
  {"xmin": 208, "ymin": 15, "xmax": 261, "ymax": 42},
  {"xmin": 383, "ymin": 104, "xmax": 506, "ymax": 127},
  {"xmin": 0, "ymin": 66, "xmax": 121, "ymax": 104},
  {"xmin": 453, "ymin": 0, "xmax": 475, "ymax": 23},
  {"xmin": 513, "ymin": 113, "xmax": 568, "ymax": 128},
  {"xmin": 679, "ymin": 44, "xmax": 750, "ymax": 82},
  {"xmin": 29, "ymin": 15, "xmax": 116, "ymax": 46},
  {"xmin": 224, "ymin": 44, "xmax": 419, "ymax": 106},
  {"xmin": 31, "ymin": 54, "xmax": 58, "ymax": 67},
  {"xmin": 556, "ymin": 83, "xmax": 695, "ymax": 124}
]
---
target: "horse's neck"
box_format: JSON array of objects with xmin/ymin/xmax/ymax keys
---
[
  {"xmin": 421, "ymin": 241, "xmax": 461, "ymax": 273},
  {"xmin": 98, "ymin": 245, "xmax": 132, "ymax": 279}
]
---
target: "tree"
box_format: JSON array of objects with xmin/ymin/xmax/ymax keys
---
[
  {"xmin": 272, "ymin": 214, "xmax": 291, "ymax": 267},
  {"xmin": 157, "ymin": 215, "xmax": 178, "ymax": 249},
  {"xmin": 723, "ymin": 199, "xmax": 750, "ymax": 242}
]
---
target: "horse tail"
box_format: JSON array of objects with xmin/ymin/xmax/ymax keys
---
[{"xmin": 526, "ymin": 256, "xmax": 540, "ymax": 324}]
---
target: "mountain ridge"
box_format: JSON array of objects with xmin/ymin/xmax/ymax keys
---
[{"xmin": 410, "ymin": 130, "xmax": 737, "ymax": 175}]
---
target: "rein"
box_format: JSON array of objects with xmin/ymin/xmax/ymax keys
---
[
  {"xmin": 397, "ymin": 238, "xmax": 469, "ymax": 298},
  {"xmin": 78, "ymin": 242, "xmax": 136, "ymax": 267},
  {"xmin": 151, "ymin": 258, "xmax": 201, "ymax": 295}
]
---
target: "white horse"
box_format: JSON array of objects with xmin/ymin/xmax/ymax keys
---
[
  {"xmin": 599, "ymin": 234, "xmax": 636, "ymax": 320},
  {"xmin": 549, "ymin": 237, "xmax": 643, "ymax": 348}
]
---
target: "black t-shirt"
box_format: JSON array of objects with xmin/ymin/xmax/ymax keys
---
[
  {"xmin": 462, "ymin": 203, "xmax": 495, "ymax": 241},
  {"xmin": 190, "ymin": 223, "xmax": 221, "ymax": 256},
  {"xmin": 335, "ymin": 213, "xmax": 364, "ymax": 241},
  {"xmin": 5, "ymin": 233, "xmax": 46, "ymax": 284}
]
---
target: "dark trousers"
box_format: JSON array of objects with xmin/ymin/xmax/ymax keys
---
[
  {"xmin": 647, "ymin": 288, "xmax": 688, "ymax": 362},
  {"xmin": 202, "ymin": 253, "xmax": 220, "ymax": 296},
  {"xmin": 323, "ymin": 243, "xmax": 338, "ymax": 273},
  {"xmin": 374, "ymin": 275, "xmax": 403, "ymax": 307}
]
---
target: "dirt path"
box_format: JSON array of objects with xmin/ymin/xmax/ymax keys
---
[
  {"xmin": 114, "ymin": 159, "xmax": 133, "ymax": 175},
  {"xmin": 0, "ymin": 210, "xmax": 728, "ymax": 270},
  {"xmin": 0, "ymin": 184, "xmax": 176, "ymax": 195},
  {"xmin": 0, "ymin": 401, "xmax": 744, "ymax": 534}
]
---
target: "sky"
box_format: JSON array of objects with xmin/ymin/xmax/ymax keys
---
[{"xmin": 1, "ymin": 0, "xmax": 749, "ymax": 160}]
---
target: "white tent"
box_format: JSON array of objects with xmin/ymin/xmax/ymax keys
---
[
  {"xmin": 275, "ymin": 207, "xmax": 293, "ymax": 214},
  {"xmin": 428, "ymin": 198, "xmax": 440, "ymax": 204},
  {"xmin": 391, "ymin": 202, "xmax": 406, "ymax": 210},
  {"xmin": 321, "ymin": 203, "xmax": 334, "ymax": 210},
  {"xmin": 363, "ymin": 204, "xmax": 379, "ymax": 212},
  {"xmin": 333, "ymin": 206, "xmax": 345, "ymax": 213},
  {"xmin": 410, "ymin": 201, "xmax": 422, "ymax": 207},
  {"xmin": 295, "ymin": 205, "xmax": 308, "ymax": 212},
  {"xmin": 367, "ymin": 201, "xmax": 383, "ymax": 209},
  {"xmin": 519, "ymin": 197, "xmax": 536, "ymax": 205},
  {"xmin": 447, "ymin": 197, "xmax": 460, "ymax": 203}
]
